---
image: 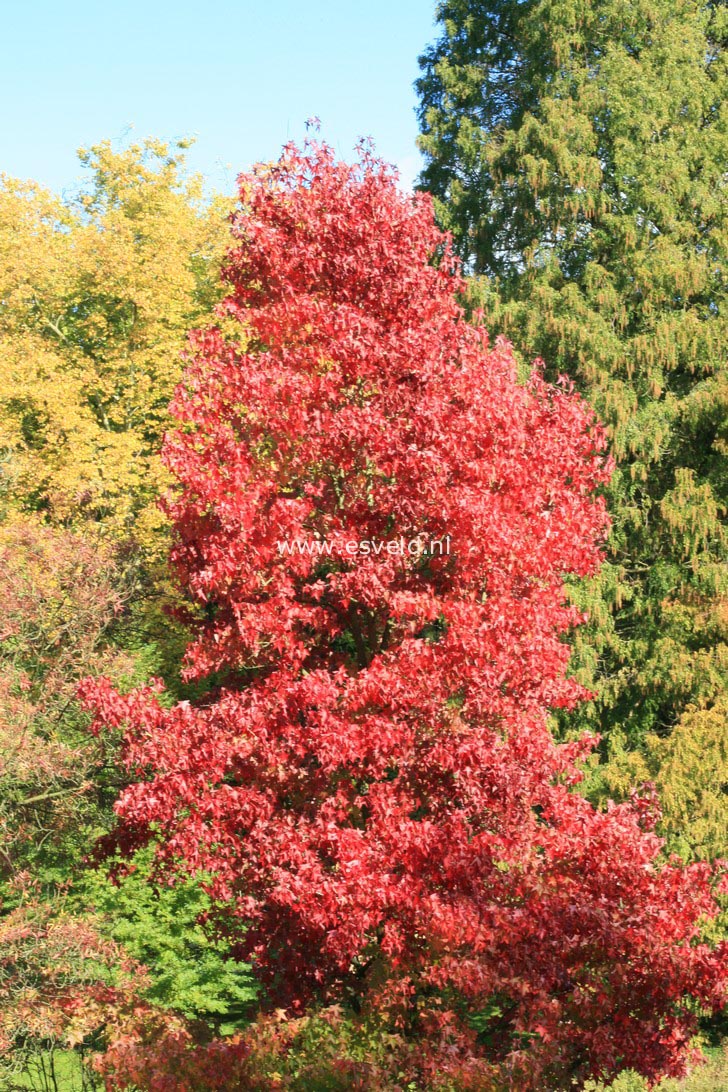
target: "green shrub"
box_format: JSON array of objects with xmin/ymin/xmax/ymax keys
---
[
  {"xmin": 78, "ymin": 847, "xmax": 257, "ymax": 1031},
  {"xmin": 587, "ymin": 1048, "xmax": 728, "ymax": 1091}
]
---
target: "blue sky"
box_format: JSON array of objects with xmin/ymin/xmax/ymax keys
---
[{"xmin": 1, "ymin": 0, "xmax": 437, "ymax": 198}]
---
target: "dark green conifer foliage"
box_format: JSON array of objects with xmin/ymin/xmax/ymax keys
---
[{"xmin": 417, "ymin": 0, "xmax": 727, "ymax": 849}]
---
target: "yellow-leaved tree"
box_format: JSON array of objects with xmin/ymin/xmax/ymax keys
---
[{"xmin": 0, "ymin": 137, "xmax": 231, "ymax": 560}]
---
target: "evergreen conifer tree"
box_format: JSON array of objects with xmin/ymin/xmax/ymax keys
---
[{"xmin": 417, "ymin": 0, "xmax": 728, "ymax": 851}]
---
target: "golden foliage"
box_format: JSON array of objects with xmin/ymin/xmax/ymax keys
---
[
  {"xmin": 0, "ymin": 138, "xmax": 232, "ymax": 559},
  {"xmin": 650, "ymin": 699, "xmax": 728, "ymax": 861}
]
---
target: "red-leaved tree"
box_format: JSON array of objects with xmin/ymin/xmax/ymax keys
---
[{"xmin": 81, "ymin": 141, "xmax": 727, "ymax": 1090}]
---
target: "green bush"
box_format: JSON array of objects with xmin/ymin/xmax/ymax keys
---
[
  {"xmin": 78, "ymin": 847, "xmax": 257, "ymax": 1031},
  {"xmin": 587, "ymin": 1048, "xmax": 728, "ymax": 1091}
]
